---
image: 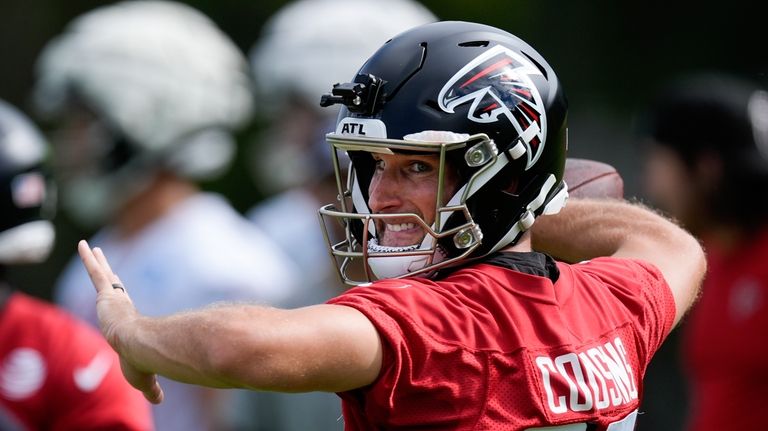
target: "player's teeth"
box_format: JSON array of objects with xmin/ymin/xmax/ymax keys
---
[{"xmin": 386, "ymin": 223, "xmax": 415, "ymax": 232}]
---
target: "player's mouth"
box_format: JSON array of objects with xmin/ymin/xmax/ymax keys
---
[{"xmin": 377, "ymin": 221, "xmax": 425, "ymax": 248}]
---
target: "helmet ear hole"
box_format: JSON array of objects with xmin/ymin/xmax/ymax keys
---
[
  {"xmin": 458, "ymin": 40, "xmax": 489, "ymax": 48},
  {"xmin": 520, "ymin": 51, "xmax": 548, "ymax": 79},
  {"xmin": 424, "ymin": 100, "xmax": 443, "ymax": 113},
  {"xmin": 488, "ymin": 157, "xmax": 526, "ymax": 196},
  {"xmin": 502, "ymin": 178, "xmax": 521, "ymax": 196}
]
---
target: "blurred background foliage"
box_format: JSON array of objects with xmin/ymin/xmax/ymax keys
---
[{"xmin": 0, "ymin": 1, "xmax": 764, "ymax": 429}]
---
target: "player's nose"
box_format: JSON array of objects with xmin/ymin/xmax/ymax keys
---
[{"xmin": 368, "ymin": 169, "xmax": 402, "ymax": 213}]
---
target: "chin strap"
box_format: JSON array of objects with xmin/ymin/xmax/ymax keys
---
[{"xmin": 366, "ymin": 238, "xmax": 449, "ymax": 280}]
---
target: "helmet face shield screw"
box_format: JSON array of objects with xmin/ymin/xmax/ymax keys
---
[
  {"xmin": 453, "ymin": 225, "xmax": 482, "ymax": 249},
  {"xmin": 464, "ymin": 139, "xmax": 498, "ymax": 167},
  {"xmin": 468, "ymin": 149, "xmax": 484, "ymax": 165}
]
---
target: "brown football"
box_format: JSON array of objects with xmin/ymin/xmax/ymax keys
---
[{"xmin": 563, "ymin": 158, "xmax": 624, "ymax": 199}]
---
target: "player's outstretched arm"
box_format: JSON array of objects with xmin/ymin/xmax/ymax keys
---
[
  {"xmin": 531, "ymin": 199, "xmax": 706, "ymax": 327},
  {"xmin": 78, "ymin": 240, "xmax": 382, "ymax": 402}
]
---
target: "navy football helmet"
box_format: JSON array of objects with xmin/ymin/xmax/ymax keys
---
[
  {"xmin": 0, "ymin": 100, "xmax": 55, "ymax": 264},
  {"xmin": 318, "ymin": 21, "xmax": 568, "ymax": 284}
]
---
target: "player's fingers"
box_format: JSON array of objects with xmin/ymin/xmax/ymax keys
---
[
  {"xmin": 78, "ymin": 240, "xmax": 111, "ymax": 294},
  {"xmin": 93, "ymin": 247, "xmax": 124, "ymax": 288}
]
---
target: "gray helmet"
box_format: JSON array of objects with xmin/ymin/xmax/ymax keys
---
[
  {"xmin": 250, "ymin": 0, "xmax": 436, "ymax": 116},
  {"xmin": 247, "ymin": 0, "xmax": 436, "ymax": 194},
  {"xmin": 33, "ymin": 0, "xmax": 253, "ymax": 226}
]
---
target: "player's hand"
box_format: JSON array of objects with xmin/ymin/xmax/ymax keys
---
[{"xmin": 78, "ymin": 240, "xmax": 164, "ymax": 404}]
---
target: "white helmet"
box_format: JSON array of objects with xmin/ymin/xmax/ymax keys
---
[
  {"xmin": 248, "ymin": 0, "xmax": 436, "ymax": 192},
  {"xmin": 0, "ymin": 100, "xmax": 55, "ymax": 265},
  {"xmin": 251, "ymin": 0, "xmax": 436, "ymax": 114},
  {"xmin": 33, "ymin": 0, "xmax": 253, "ymax": 226}
]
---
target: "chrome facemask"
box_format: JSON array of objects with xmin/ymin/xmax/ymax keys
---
[{"xmin": 319, "ymin": 131, "xmax": 503, "ymax": 285}]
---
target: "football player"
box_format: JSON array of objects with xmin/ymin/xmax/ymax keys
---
[
  {"xmin": 642, "ymin": 73, "xmax": 768, "ymax": 431},
  {"xmin": 33, "ymin": 2, "xmax": 303, "ymax": 430},
  {"xmin": 80, "ymin": 21, "xmax": 705, "ymax": 430},
  {"xmin": 0, "ymin": 99, "xmax": 151, "ymax": 430}
]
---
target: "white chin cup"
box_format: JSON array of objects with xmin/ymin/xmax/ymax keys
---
[
  {"xmin": 0, "ymin": 221, "xmax": 55, "ymax": 264},
  {"xmin": 366, "ymin": 237, "xmax": 446, "ymax": 279}
]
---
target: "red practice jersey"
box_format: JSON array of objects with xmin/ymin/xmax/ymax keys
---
[
  {"xmin": 683, "ymin": 229, "xmax": 768, "ymax": 431},
  {"xmin": 0, "ymin": 290, "xmax": 152, "ymax": 430},
  {"xmin": 329, "ymin": 252, "xmax": 676, "ymax": 430}
]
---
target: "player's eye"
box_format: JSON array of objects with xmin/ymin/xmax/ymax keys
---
[{"xmin": 410, "ymin": 160, "xmax": 433, "ymax": 174}]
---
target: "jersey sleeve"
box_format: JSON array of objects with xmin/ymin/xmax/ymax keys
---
[
  {"xmin": 327, "ymin": 280, "xmax": 420, "ymax": 380},
  {"xmin": 570, "ymin": 257, "xmax": 677, "ymax": 364}
]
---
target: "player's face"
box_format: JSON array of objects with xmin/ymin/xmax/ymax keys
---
[{"xmin": 367, "ymin": 152, "xmax": 460, "ymax": 247}]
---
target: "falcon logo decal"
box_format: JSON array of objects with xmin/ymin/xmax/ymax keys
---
[{"xmin": 438, "ymin": 45, "xmax": 547, "ymax": 168}]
